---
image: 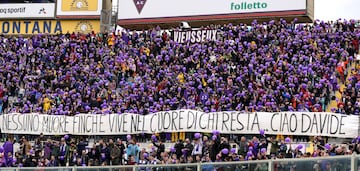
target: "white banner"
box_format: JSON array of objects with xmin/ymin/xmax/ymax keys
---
[
  {"xmin": 118, "ymin": 0, "xmax": 306, "ymax": 20},
  {"xmin": 0, "ymin": 111, "xmax": 358, "ymax": 138},
  {"xmin": 0, "ymin": 3, "xmax": 55, "ymax": 19},
  {"xmin": 56, "ymin": 0, "xmax": 102, "ymax": 16}
]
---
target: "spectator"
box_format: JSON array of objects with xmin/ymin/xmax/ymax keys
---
[
  {"xmin": 76, "ymin": 137, "xmax": 88, "ymax": 156},
  {"xmin": 68, "ymin": 141, "xmax": 78, "ymax": 166},
  {"xmin": 126, "ymin": 139, "xmax": 140, "ymax": 163},
  {"xmin": 116, "ymin": 138, "xmax": 126, "ymax": 165},
  {"xmin": 2, "ymin": 137, "xmax": 13, "ymax": 162},
  {"xmin": 152, "ymin": 138, "xmax": 165, "ymax": 160},
  {"xmin": 58, "ymin": 138, "xmax": 69, "ymax": 166},
  {"xmin": 191, "ymin": 136, "xmax": 203, "ymax": 156},
  {"xmin": 78, "ymin": 150, "xmax": 88, "ymax": 166},
  {"xmin": 47, "ymin": 155, "xmax": 59, "ymax": 167},
  {"xmin": 235, "ymin": 136, "xmax": 248, "ymax": 157},
  {"xmin": 219, "ymin": 137, "xmax": 230, "ymax": 152},
  {"xmin": 202, "ymin": 154, "xmax": 214, "ymax": 171},
  {"xmin": 183, "ymin": 138, "xmax": 194, "ymax": 158},
  {"xmin": 97, "ymin": 139, "xmax": 109, "ymax": 165},
  {"xmin": 88, "ymin": 144, "xmax": 99, "ymax": 165},
  {"xmin": 109, "ymin": 138, "xmax": 121, "ymax": 165},
  {"xmin": 33, "ymin": 138, "xmax": 43, "ymax": 156},
  {"xmin": 269, "ymin": 137, "xmax": 280, "ymax": 156},
  {"xmin": 23, "ymin": 149, "xmax": 36, "ymax": 167},
  {"xmin": 20, "ymin": 137, "xmax": 31, "ymax": 158},
  {"xmin": 174, "ymin": 139, "xmax": 184, "ymax": 159}
]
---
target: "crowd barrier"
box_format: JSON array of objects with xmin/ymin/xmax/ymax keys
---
[{"xmin": 1, "ymin": 155, "xmax": 360, "ymax": 171}]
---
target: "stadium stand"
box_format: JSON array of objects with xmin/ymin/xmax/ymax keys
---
[{"xmin": 0, "ymin": 18, "xmax": 359, "ymax": 168}]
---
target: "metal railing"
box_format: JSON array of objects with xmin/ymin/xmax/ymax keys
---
[{"xmin": 2, "ymin": 154, "xmax": 360, "ymax": 171}]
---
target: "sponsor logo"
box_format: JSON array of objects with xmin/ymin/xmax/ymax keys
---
[
  {"xmin": 230, "ymin": 2, "xmax": 268, "ymax": 10},
  {"xmin": 38, "ymin": 8, "xmax": 47, "ymax": 14},
  {"xmin": 69, "ymin": 0, "xmax": 90, "ymax": 10},
  {"xmin": 0, "ymin": 20, "xmax": 62, "ymax": 34},
  {"xmin": 0, "ymin": 4, "xmax": 55, "ymax": 18},
  {"xmin": 60, "ymin": 0, "xmax": 98, "ymax": 12},
  {"xmin": 74, "ymin": 20, "xmax": 93, "ymax": 33},
  {"xmin": 0, "ymin": 20, "xmax": 99, "ymax": 35},
  {"xmin": 133, "ymin": 0, "xmax": 146, "ymax": 14}
]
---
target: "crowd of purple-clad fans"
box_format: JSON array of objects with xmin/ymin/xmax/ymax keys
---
[
  {"xmin": 0, "ymin": 18, "xmax": 360, "ymax": 169},
  {"xmin": 0, "ymin": 18, "xmax": 358, "ymax": 116}
]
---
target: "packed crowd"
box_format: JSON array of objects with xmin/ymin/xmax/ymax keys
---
[
  {"xmin": 337, "ymin": 65, "xmax": 360, "ymax": 114},
  {"xmin": 0, "ymin": 18, "xmax": 359, "ymax": 169},
  {"xmin": 0, "ymin": 18, "xmax": 358, "ymax": 116},
  {"xmin": 0, "ymin": 131, "xmax": 357, "ymax": 171}
]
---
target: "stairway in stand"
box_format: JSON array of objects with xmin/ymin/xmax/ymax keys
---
[{"xmin": 326, "ymin": 62, "xmax": 356, "ymax": 112}]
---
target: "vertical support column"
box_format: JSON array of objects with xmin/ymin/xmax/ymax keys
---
[
  {"xmin": 100, "ymin": 0, "xmax": 113, "ymax": 32},
  {"xmin": 133, "ymin": 165, "xmax": 137, "ymax": 171}
]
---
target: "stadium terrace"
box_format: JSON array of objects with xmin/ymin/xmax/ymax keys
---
[{"xmin": 0, "ymin": 17, "xmax": 359, "ymax": 169}]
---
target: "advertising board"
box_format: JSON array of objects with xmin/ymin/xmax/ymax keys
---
[
  {"xmin": 119, "ymin": 0, "xmax": 307, "ymax": 23},
  {"xmin": 0, "ymin": 20, "xmax": 100, "ymax": 34},
  {"xmin": 56, "ymin": 0, "xmax": 102, "ymax": 17},
  {"xmin": 0, "ymin": 3, "xmax": 55, "ymax": 19}
]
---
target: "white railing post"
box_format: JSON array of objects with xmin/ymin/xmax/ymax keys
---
[
  {"xmin": 268, "ymin": 159, "xmax": 274, "ymax": 171},
  {"xmin": 197, "ymin": 162, "xmax": 201, "ymax": 171},
  {"xmin": 133, "ymin": 165, "xmax": 137, "ymax": 171},
  {"xmin": 351, "ymin": 153, "xmax": 357, "ymax": 171}
]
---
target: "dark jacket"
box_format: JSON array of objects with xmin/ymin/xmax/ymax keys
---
[
  {"xmin": 109, "ymin": 144, "xmax": 121, "ymax": 165},
  {"xmin": 174, "ymin": 142, "xmax": 184, "ymax": 159},
  {"xmin": 210, "ymin": 136, "xmax": 220, "ymax": 161},
  {"xmin": 153, "ymin": 141, "xmax": 165, "ymax": 159},
  {"xmin": 117, "ymin": 143, "xmax": 126, "ymax": 164},
  {"xmin": 23, "ymin": 155, "xmax": 36, "ymax": 167},
  {"xmin": 184, "ymin": 143, "xmax": 194, "ymax": 156},
  {"xmin": 47, "ymin": 159, "xmax": 59, "ymax": 167},
  {"xmin": 88, "ymin": 147, "xmax": 99, "ymax": 161},
  {"xmin": 77, "ymin": 140, "xmax": 88, "ymax": 154}
]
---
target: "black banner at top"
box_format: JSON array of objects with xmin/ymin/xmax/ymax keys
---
[{"xmin": 172, "ymin": 29, "xmax": 218, "ymax": 43}]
